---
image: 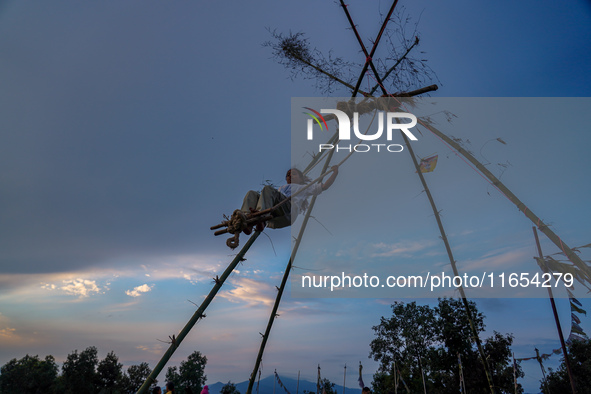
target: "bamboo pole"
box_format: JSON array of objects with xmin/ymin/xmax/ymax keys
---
[
  {"xmin": 317, "ymin": 365, "xmax": 321, "ymax": 394},
  {"xmin": 350, "ymin": 0, "xmax": 400, "ymax": 97},
  {"xmin": 245, "ymin": 147, "xmax": 337, "ymax": 394},
  {"xmin": 533, "ymin": 227, "xmax": 576, "ymax": 393},
  {"xmin": 137, "ymin": 232, "xmax": 261, "ymax": 394},
  {"xmin": 343, "ymin": 364, "xmax": 346, "ymax": 394},
  {"xmin": 401, "ymin": 132, "xmax": 496, "ymax": 393},
  {"xmin": 536, "ymin": 348, "xmax": 551, "ymax": 394},
  {"xmin": 339, "ymin": 0, "xmax": 388, "ymax": 96}
]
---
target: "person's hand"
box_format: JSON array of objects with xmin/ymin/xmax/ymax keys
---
[{"xmin": 331, "ymin": 165, "xmax": 339, "ymax": 174}]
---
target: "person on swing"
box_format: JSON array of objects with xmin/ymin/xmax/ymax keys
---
[{"xmin": 240, "ymin": 165, "xmax": 339, "ymax": 234}]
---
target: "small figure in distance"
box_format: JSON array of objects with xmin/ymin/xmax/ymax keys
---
[
  {"xmin": 241, "ymin": 165, "xmax": 339, "ymax": 234},
  {"xmin": 152, "ymin": 386, "xmax": 162, "ymax": 394}
]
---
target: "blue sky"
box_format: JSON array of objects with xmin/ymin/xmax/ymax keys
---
[{"xmin": 0, "ymin": 1, "xmax": 590, "ymax": 392}]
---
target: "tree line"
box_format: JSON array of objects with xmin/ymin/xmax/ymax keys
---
[
  {"xmin": 369, "ymin": 298, "xmax": 520, "ymax": 394},
  {"xmin": 0, "ymin": 347, "xmax": 207, "ymax": 394},
  {"xmin": 2, "ymin": 298, "xmax": 589, "ymax": 394},
  {"xmin": 368, "ymin": 298, "xmax": 591, "ymax": 394}
]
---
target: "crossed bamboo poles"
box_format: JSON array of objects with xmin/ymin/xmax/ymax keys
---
[{"xmin": 138, "ymin": 2, "xmax": 589, "ymax": 393}]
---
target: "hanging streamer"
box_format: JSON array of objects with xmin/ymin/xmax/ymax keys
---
[
  {"xmin": 274, "ymin": 371, "xmax": 291, "ymax": 394},
  {"xmin": 358, "ymin": 362, "xmax": 364, "ymax": 389},
  {"xmin": 517, "ymin": 290, "xmax": 588, "ymax": 361}
]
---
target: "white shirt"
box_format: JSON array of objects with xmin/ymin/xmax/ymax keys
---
[{"xmin": 278, "ymin": 183, "xmax": 323, "ymax": 218}]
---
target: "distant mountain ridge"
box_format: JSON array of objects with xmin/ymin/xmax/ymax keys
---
[
  {"xmin": 207, "ymin": 375, "xmax": 354, "ymax": 394},
  {"xmin": 206, "ymin": 376, "xmax": 541, "ymax": 394}
]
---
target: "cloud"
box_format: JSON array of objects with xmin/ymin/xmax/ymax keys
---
[
  {"xmin": 41, "ymin": 283, "xmax": 56, "ymax": 290},
  {"xmin": 219, "ymin": 277, "xmax": 276, "ymax": 307},
  {"xmin": 0, "ymin": 254, "xmax": 222, "ymax": 300},
  {"xmin": 125, "ymin": 284, "xmax": 153, "ymax": 298},
  {"xmin": 370, "ymin": 240, "xmax": 436, "ymax": 258},
  {"xmin": 0, "ymin": 313, "xmax": 19, "ymax": 344},
  {"xmin": 460, "ymin": 246, "xmax": 532, "ymax": 272},
  {"xmin": 0, "ymin": 327, "xmax": 16, "ymax": 339},
  {"xmin": 136, "ymin": 344, "xmax": 165, "ymax": 355},
  {"xmin": 60, "ymin": 278, "xmax": 101, "ymax": 298},
  {"xmin": 210, "ymin": 332, "xmax": 236, "ymax": 341}
]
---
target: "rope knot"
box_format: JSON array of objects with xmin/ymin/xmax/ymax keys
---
[{"xmin": 227, "ymin": 210, "xmax": 247, "ymax": 234}]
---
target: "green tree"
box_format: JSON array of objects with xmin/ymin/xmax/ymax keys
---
[
  {"xmin": 165, "ymin": 365, "xmax": 181, "ymax": 390},
  {"xmin": 61, "ymin": 346, "xmax": 99, "ymax": 394},
  {"xmin": 220, "ymin": 381, "xmax": 240, "ymax": 394},
  {"xmin": 122, "ymin": 362, "xmax": 154, "ymax": 394},
  {"xmin": 369, "ymin": 301, "xmax": 438, "ymax": 393},
  {"xmin": 164, "ymin": 351, "xmax": 207, "ymax": 392},
  {"xmin": 545, "ymin": 339, "xmax": 591, "ymax": 393},
  {"xmin": 179, "ymin": 351, "xmax": 207, "ymax": 393},
  {"xmin": 303, "ymin": 378, "xmax": 337, "ymax": 394},
  {"xmin": 97, "ymin": 351, "xmax": 123, "ymax": 393},
  {"xmin": 370, "ymin": 298, "xmax": 523, "ymax": 394},
  {"xmin": 0, "ymin": 354, "xmax": 58, "ymax": 394}
]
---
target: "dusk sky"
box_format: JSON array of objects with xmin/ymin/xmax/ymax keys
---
[{"xmin": 1, "ymin": 1, "xmax": 590, "ymax": 393}]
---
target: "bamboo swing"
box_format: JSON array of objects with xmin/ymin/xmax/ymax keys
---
[{"xmin": 137, "ymin": 2, "xmax": 589, "ymax": 393}]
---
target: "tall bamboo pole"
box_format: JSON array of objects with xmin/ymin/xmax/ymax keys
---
[
  {"xmin": 535, "ymin": 348, "xmax": 551, "ymax": 394},
  {"xmin": 137, "ymin": 232, "xmax": 261, "ymax": 394},
  {"xmin": 245, "ymin": 148, "xmax": 338, "ymax": 394},
  {"xmin": 533, "ymin": 227, "xmax": 576, "ymax": 393},
  {"xmin": 317, "ymin": 365, "xmax": 321, "ymax": 394},
  {"xmin": 401, "ymin": 132, "xmax": 496, "ymax": 394}
]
